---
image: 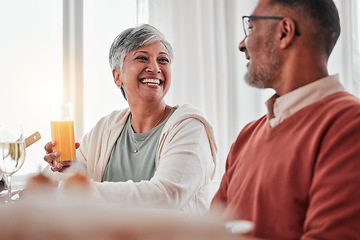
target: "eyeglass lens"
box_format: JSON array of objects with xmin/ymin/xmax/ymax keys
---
[{"xmin": 243, "ymin": 17, "xmax": 250, "ymax": 37}]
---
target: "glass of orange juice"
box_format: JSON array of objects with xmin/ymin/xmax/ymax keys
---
[{"xmin": 50, "ymin": 102, "xmax": 76, "ymax": 167}]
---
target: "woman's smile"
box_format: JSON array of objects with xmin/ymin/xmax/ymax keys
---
[{"xmin": 139, "ymin": 78, "xmax": 163, "ymax": 86}]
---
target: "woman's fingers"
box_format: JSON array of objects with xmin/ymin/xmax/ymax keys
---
[
  {"xmin": 44, "ymin": 141, "xmax": 77, "ymax": 172},
  {"xmin": 50, "ymin": 162, "xmax": 64, "ymax": 172},
  {"xmin": 44, "ymin": 141, "xmax": 60, "ymax": 168},
  {"xmin": 43, "ymin": 151, "xmax": 59, "ymax": 165},
  {"xmin": 44, "ymin": 141, "xmax": 56, "ymax": 154}
]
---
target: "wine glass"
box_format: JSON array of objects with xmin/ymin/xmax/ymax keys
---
[{"xmin": 0, "ymin": 122, "xmax": 26, "ymax": 203}]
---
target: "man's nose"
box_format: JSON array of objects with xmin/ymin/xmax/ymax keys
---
[{"xmin": 238, "ymin": 38, "xmax": 247, "ymax": 52}]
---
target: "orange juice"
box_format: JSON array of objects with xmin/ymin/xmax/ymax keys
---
[{"xmin": 50, "ymin": 120, "xmax": 76, "ymax": 166}]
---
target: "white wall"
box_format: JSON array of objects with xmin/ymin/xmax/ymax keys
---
[
  {"xmin": 83, "ymin": 0, "xmax": 136, "ymax": 134},
  {"xmin": 0, "ymin": 0, "xmax": 136, "ymax": 175},
  {"xmin": 0, "ymin": 0, "xmax": 63, "ymax": 174}
]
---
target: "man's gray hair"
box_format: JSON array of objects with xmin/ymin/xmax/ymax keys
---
[{"xmin": 109, "ymin": 24, "xmax": 174, "ymax": 71}]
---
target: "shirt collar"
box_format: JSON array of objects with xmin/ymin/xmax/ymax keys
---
[{"xmin": 266, "ymin": 74, "xmax": 345, "ymax": 127}]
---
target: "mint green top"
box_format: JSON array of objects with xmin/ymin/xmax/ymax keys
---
[{"xmin": 102, "ymin": 106, "xmax": 178, "ymax": 182}]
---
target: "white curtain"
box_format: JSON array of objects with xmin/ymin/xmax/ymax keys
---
[
  {"xmin": 144, "ymin": 0, "xmax": 360, "ymax": 180},
  {"xmin": 331, "ymin": 0, "xmax": 360, "ymax": 97}
]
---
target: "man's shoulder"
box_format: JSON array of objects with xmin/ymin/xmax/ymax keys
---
[
  {"xmin": 294, "ymin": 91, "xmax": 360, "ymax": 139},
  {"xmin": 242, "ymin": 115, "xmax": 268, "ymax": 132},
  {"xmin": 319, "ymin": 91, "xmax": 360, "ymax": 105},
  {"xmin": 230, "ymin": 115, "xmax": 268, "ymax": 149},
  {"xmin": 312, "ymin": 91, "xmax": 360, "ymax": 118}
]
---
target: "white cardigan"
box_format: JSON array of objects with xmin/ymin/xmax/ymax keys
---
[{"xmin": 51, "ymin": 104, "xmax": 217, "ymax": 215}]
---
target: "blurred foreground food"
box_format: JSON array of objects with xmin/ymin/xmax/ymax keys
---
[
  {"xmin": 0, "ymin": 198, "xmax": 235, "ymax": 240},
  {"xmin": 1, "ymin": 172, "xmax": 236, "ymax": 240}
]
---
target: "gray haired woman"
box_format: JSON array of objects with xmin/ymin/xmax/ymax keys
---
[{"xmin": 44, "ymin": 24, "xmax": 217, "ymax": 215}]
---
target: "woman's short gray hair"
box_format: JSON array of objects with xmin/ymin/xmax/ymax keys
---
[{"xmin": 109, "ymin": 24, "xmax": 174, "ymax": 71}]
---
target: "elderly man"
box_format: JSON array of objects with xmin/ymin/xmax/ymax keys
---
[{"xmin": 211, "ymin": 0, "xmax": 360, "ymax": 239}]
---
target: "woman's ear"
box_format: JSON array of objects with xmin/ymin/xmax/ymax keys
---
[{"xmin": 112, "ymin": 68, "xmax": 122, "ymax": 88}]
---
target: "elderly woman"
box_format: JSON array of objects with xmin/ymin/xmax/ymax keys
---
[{"xmin": 43, "ymin": 24, "xmax": 217, "ymax": 215}]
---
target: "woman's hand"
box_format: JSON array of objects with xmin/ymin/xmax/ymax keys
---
[{"xmin": 44, "ymin": 141, "xmax": 80, "ymax": 172}]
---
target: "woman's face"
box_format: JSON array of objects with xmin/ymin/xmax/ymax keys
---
[{"xmin": 115, "ymin": 41, "xmax": 171, "ymax": 106}]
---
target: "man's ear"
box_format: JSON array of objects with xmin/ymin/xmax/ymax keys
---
[
  {"xmin": 278, "ymin": 17, "xmax": 297, "ymax": 49},
  {"xmin": 112, "ymin": 69, "xmax": 122, "ymax": 88}
]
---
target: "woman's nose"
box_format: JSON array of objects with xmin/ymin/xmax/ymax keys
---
[
  {"xmin": 238, "ymin": 38, "xmax": 247, "ymax": 52},
  {"xmin": 146, "ymin": 60, "xmax": 161, "ymax": 73}
]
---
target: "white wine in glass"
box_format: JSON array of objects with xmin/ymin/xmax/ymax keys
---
[{"xmin": 0, "ymin": 122, "xmax": 26, "ymax": 203}]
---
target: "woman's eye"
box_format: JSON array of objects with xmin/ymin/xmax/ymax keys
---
[
  {"xmin": 159, "ymin": 58, "xmax": 169, "ymax": 63},
  {"xmin": 136, "ymin": 56, "xmax": 148, "ymax": 61}
]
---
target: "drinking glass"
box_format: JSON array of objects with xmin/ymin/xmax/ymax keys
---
[
  {"xmin": 0, "ymin": 121, "xmax": 26, "ymax": 203},
  {"xmin": 50, "ymin": 102, "xmax": 76, "ymax": 167}
]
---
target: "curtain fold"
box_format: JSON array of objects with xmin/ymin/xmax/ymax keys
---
[
  {"xmin": 145, "ymin": 0, "xmax": 272, "ymax": 179},
  {"xmin": 145, "ymin": 0, "xmax": 359, "ymax": 180},
  {"xmin": 343, "ymin": 0, "xmax": 360, "ymax": 96},
  {"xmin": 330, "ymin": 0, "xmax": 360, "ymax": 97}
]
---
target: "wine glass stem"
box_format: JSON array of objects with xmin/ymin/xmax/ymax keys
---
[{"xmin": 5, "ymin": 174, "xmax": 12, "ymax": 203}]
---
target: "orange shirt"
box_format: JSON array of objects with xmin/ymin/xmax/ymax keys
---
[{"xmin": 212, "ymin": 91, "xmax": 360, "ymax": 240}]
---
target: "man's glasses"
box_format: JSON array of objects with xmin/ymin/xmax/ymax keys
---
[{"xmin": 242, "ymin": 16, "xmax": 301, "ymax": 38}]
